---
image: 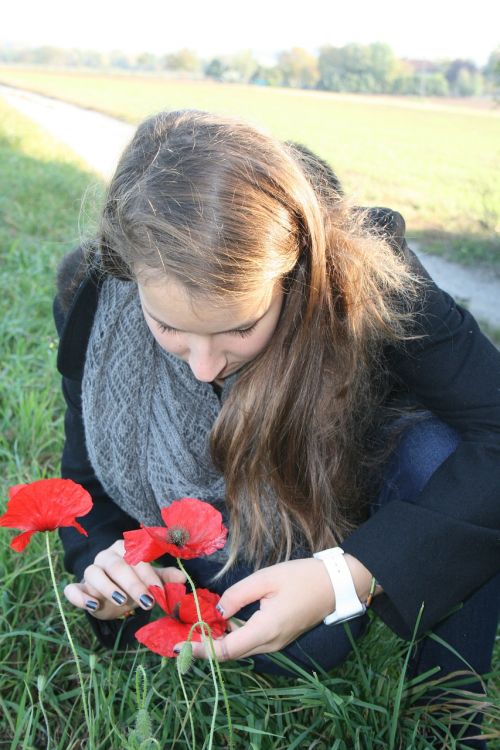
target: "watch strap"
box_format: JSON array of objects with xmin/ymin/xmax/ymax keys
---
[{"xmin": 313, "ymin": 546, "xmax": 366, "ymax": 625}]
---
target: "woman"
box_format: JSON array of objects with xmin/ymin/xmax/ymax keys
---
[{"xmin": 54, "ymin": 110, "xmax": 500, "ymax": 747}]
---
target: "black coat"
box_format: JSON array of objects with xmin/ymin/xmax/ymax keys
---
[{"xmin": 54, "ymin": 209, "xmax": 500, "ymax": 642}]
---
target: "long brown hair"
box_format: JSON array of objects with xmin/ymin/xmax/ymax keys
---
[{"xmin": 99, "ymin": 109, "xmax": 420, "ymax": 574}]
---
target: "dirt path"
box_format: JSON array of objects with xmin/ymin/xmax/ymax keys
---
[
  {"xmin": 2, "ymin": 83, "xmax": 500, "ymax": 329},
  {"xmin": 0, "ymin": 83, "xmax": 133, "ymax": 179}
]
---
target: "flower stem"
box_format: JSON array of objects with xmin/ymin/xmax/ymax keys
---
[
  {"xmin": 177, "ymin": 560, "xmax": 234, "ymax": 750},
  {"xmin": 45, "ymin": 533, "xmax": 93, "ymax": 745},
  {"xmin": 176, "ymin": 656, "xmax": 197, "ymax": 750}
]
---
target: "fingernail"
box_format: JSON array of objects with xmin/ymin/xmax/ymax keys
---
[
  {"xmin": 112, "ymin": 591, "xmax": 126, "ymax": 605},
  {"xmin": 216, "ymin": 603, "xmax": 225, "ymax": 616},
  {"xmin": 139, "ymin": 594, "xmax": 154, "ymax": 608},
  {"xmin": 173, "ymin": 645, "xmax": 181, "ymax": 654},
  {"xmin": 85, "ymin": 600, "xmax": 99, "ymax": 611}
]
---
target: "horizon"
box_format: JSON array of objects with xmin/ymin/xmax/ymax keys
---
[
  {"xmin": 0, "ymin": 39, "xmax": 495, "ymax": 69},
  {"xmin": 2, "ymin": 0, "xmax": 499, "ymax": 68}
]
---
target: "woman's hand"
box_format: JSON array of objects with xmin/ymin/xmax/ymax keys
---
[
  {"xmin": 177, "ymin": 558, "xmax": 336, "ymax": 660},
  {"xmin": 63, "ymin": 540, "xmax": 186, "ymax": 620}
]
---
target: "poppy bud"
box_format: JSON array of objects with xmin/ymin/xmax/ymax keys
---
[
  {"xmin": 176, "ymin": 641, "xmax": 194, "ymax": 675},
  {"xmin": 134, "ymin": 708, "xmax": 152, "ymax": 742}
]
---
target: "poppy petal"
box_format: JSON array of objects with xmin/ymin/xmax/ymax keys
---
[
  {"xmin": 0, "ymin": 479, "xmax": 92, "ymax": 551},
  {"xmin": 8, "ymin": 484, "xmax": 27, "ymax": 499},
  {"xmin": 136, "ymin": 581, "xmax": 227, "ymax": 658},
  {"xmin": 164, "ymin": 583, "xmax": 187, "ymax": 615},
  {"xmin": 10, "ymin": 530, "xmax": 36, "ymax": 552},
  {"xmin": 160, "ymin": 498, "xmax": 228, "ymax": 558},
  {"xmin": 124, "ymin": 498, "xmax": 227, "ymax": 563},
  {"xmin": 147, "ymin": 582, "xmax": 186, "ymax": 614},
  {"xmin": 123, "ymin": 527, "xmax": 171, "ymax": 564},
  {"xmin": 135, "ymin": 617, "xmax": 191, "ymax": 657},
  {"xmin": 143, "ymin": 541, "xmax": 213, "ymax": 561},
  {"xmin": 179, "ymin": 589, "xmax": 227, "ymax": 637},
  {"xmin": 71, "ymin": 520, "xmax": 89, "ymax": 537}
]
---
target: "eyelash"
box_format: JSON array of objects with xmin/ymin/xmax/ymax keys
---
[{"xmin": 156, "ymin": 322, "xmax": 258, "ymax": 338}]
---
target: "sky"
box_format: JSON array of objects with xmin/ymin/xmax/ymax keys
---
[{"xmin": 2, "ymin": 0, "xmax": 499, "ymax": 66}]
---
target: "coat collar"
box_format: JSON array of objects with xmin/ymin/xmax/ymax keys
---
[{"xmin": 56, "ymin": 271, "xmax": 103, "ymax": 380}]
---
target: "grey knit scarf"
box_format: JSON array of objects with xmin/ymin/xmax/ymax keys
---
[{"xmin": 81, "ymin": 276, "xmax": 240, "ymax": 561}]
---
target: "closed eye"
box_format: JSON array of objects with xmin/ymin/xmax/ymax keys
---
[
  {"xmin": 156, "ymin": 321, "xmax": 258, "ymax": 337},
  {"xmin": 233, "ymin": 322, "xmax": 258, "ymax": 338},
  {"xmin": 156, "ymin": 322, "xmax": 178, "ymax": 335}
]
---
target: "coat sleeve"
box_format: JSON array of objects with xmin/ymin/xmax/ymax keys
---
[
  {"xmin": 342, "ymin": 240, "xmax": 500, "ymax": 639},
  {"xmin": 53, "ymin": 291, "xmax": 141, "ymax": 583}
]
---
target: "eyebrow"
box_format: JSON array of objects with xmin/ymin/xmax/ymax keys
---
[{"xmin": 143, "ymin": 306, "xmax": 267, "ymax": 334}]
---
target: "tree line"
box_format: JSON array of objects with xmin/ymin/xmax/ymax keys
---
[{"xmin": 1, "ymin": 43, "xmax": 499, "ymax": 98}]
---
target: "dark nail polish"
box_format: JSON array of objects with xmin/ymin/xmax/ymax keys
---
[
  {"xmin": 173, "ymin": 646, "xmax": 181, "ymax": 654},
  {"xmin": 140, "ymin": 594, "xmax": 154, "ymax": 608},
  {"xmin": 215, "ymin": 603, "xmax": 225, "ymax": 616},
  {"xmin": 86, "ymin": 600, "xmax": 98, "ymax": 611},
  {"xmin": 112, "ymin": 591, "xmax": 126, "ymax": 605}
]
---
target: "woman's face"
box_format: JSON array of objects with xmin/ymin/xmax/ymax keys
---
[{"xmin": 137, "ymin": 276, "xmax": 284, "ymax": 383}]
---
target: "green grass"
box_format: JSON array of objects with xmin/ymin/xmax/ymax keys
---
[
  {"xmin": 0, "ymin": 67, "xmax": 499, "ymax": 268},
  {"xmin": 0, "ymin": 98, "xmax": 499, "ymax": 749}
]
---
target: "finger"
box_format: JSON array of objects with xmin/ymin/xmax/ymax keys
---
[
  {"xmin": 64, "ymin": 581, "xmax": 104, "ymax": 613},
  {"xmin": 109, "ymin": 539, "xmax": 126, "ymax": 556},
  {"xmin": 186, "ymin": 610, "xmax": 270, "ymax": 661},
  {"xmin": 118, "ymin": 564, "xmax": 185, "ymax": 601},
  {"xmin": 155, "ymin": 566, "xmax": 187, "ymax": 584},
  {"xmin": 216, "ymin": 569, "xmax": 273, "ymax": 619},
  {"xmin": 64, "ymin": 581, "xmax": 137, "ymax": 621},
  {"xmin": 93, "ymin": 545, "xmax": 185, "ymax": 601},
  {"xmin": 108, "ymin": 560, "xmax": 185, "ymax": 599},
  {"xmin": 83, "ymin": 563, "xmax": 146, "ymax": 610},
  {"xmin": 117, "ymin": 562, "xmax": 186, "ymax": 604},
  {"xmin": 131, "ymin": 561, "xmax": 165, "ymax": 588}
]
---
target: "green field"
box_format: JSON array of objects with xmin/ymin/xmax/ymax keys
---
[
  {"xmin": 1, "ymin": 66, "xmax": 499, "ymax": 267},
  {"xmin": 0, "ymin": 87, "xmax": 499, "ymax": 748}
]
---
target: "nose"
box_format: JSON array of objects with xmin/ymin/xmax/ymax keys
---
[{"xmin": 187, "ymin": 339, "xmax": 226, "ymax": 382}]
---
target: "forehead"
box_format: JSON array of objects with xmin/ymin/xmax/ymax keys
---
[{"xmin": 137, "ymin": 276, "xmax": 277, "ymax": 333}]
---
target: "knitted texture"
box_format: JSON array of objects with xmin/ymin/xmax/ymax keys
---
[{"xmin": 81, "ymin": 277, "xmax": 239, "ymax": 560}]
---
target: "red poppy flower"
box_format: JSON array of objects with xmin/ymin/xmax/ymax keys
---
[
  {"xmin": 0, "ymin": 479, "xmax": 93, "ymax": 552},
  {"xmin": 123, "ymin": 497, "xmax": 227, "ymax": 564},
  {"xmin": 134, "ymin": 582, "xmax": 227, "ymax": 657}
]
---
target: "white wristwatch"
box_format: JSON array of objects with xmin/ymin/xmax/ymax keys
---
[{"xmin": 313, "ymin": 546, "xmax": 366, "ymax": 625}]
